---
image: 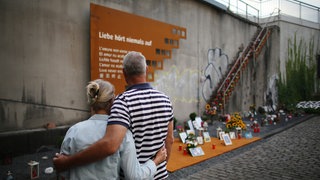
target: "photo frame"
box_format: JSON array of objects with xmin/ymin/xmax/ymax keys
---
[
  {"xmin": 203, "ymin": 132, "xmax": 211, "ymax": 142},
  {"xmin": 245, "ymin": 132, "xmax": 253, "ymax": 139},
  {"xmin": 222, "ymin": 133, "xmax": 232, "ymax": 146},
  {"xmin": 187, "ymin": 120, "xmax": 195, "ymax": 131},
  {"xmin": 219, "ymin": 132, "xmax": 225, "ymax": 140},
  {"xmin": 189, "ymin": 147, "xmax": 205, "ymax": 157},
  {"xmin": 197, "ymin": 136, "xmax": 204, "ymax": 144},
  {"xmin": 229, "ymin": 132, "xmax": 236, "ymax": 139},
  {"xmin": 193, "ymin": 117, "xmax": 202, "ymax": 129},
  {"xmin": 179, "ymin": 132, "xmax": 187, "ymax": 143}
]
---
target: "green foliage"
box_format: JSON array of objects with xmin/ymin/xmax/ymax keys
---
[
  {"xmin": 173, "ymin": 117, "xmax": 178, "ymax": 129},
  {"xmin": 277, "ymin": 34, "xmax": 318, "ymax": 109},
  {"xmin": 303, "ymin": 108, "xmax": 320, "ymax": 114},
  {"xmin": 189, "ymin": 112, "xmax": 197, "ymax": 121},
  {"xmin": 257, "ymin": 106, "xmax": 266, "ymax": 115}
]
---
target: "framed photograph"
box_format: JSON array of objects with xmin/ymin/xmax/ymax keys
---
[
  {"xmin": 219, "ymin": 132, "xmax": 225, "ymax": 140},
  {"xmin": 179, "ymin": 132, "xmax": 187, "ymax": 143},
  {"xmin": 245, "ymin": 132, "xmax": 253, "ymax": 139},
  {"xmin": 222, "ymin": 133, "xmax": 232, "ymax": 146},
  {"xmin": 187, "ymin": 120, "xmax": 195, "ymax": 131},
  {"xmin": 193, "ymin": 117, "xmax": 202, "ymax": 129},
  {"xmin": 189, "ymin": 147, "xmax": 205, "ymax": 157},
  {"xmin": 203, "ymin": 132, "xmax": 211, "ymax": 142},
  {"xmin": 197, "ymin": 136, "xmax": 204, "ymax": 144},
  {"xmin": 229, "ymin": 132, "xmax": 236, "ymax": 139}
]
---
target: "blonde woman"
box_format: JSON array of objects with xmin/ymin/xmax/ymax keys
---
[{"xmin": 58, "ymin": 79, "xmax": 166, "ymax": 180}]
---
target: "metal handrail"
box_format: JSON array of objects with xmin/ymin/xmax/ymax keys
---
[
  {"xmin": 214, "ymin": 27, "xmax": 272, "ymax": 112},
  {"xmin": 213, "ymin": 0, "xmax": 319, "ymax": 24},
  {"xmin": 217, "ymin": 27, "xmax": 266, "ymax": 94}
]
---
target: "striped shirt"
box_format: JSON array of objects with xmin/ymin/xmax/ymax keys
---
[{"xmin": 108, "ymin": 83, "xmax": 173, "ymax": 179}]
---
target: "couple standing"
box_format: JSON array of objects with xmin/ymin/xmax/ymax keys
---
[{"xmin": 53, "ymin": 51, "xmax": 174, "ymax": 179}]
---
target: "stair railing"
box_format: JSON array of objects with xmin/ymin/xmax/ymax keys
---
[{"xmin": 211, "ymin": 26, "xmax": 272, "ymax": 113}]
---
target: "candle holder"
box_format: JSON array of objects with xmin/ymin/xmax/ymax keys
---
[
  {"xmin": 216, "ymin": 127, "xmax": 222, "ymax": 139},
  {"xmin": 28, "ymin": 161, "xmax": 39, "ymax": 179},
  {"xmin": 183, "ymin": 148, "xmax": 187, "ymax": 155},
  {"xmin": 253, "ymin": 121, "xmax": 260, "ymax": 133},
  {"xmin": 203, "ymin": 121, "xmax": 208, "ymax": 132},
  {"xmin": 197, "ymin": 127, "xmax": 204, "ymax": 144},
  {"xmin": 235, "ymin": 127, "xmax": 242, "ymax": 139},
  {"xmin": 212, "ymin": 144, "xmax": 216, "ymax": 149}
]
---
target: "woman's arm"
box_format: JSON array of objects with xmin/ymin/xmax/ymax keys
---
[{"xmin": 53, "ymin": 124, "xmax": 127, "ymax": 172}]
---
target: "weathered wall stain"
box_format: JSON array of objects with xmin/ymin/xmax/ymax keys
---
[{"xmin": 154, "ymin": 65, "xmax": 199, "ymax": 104}]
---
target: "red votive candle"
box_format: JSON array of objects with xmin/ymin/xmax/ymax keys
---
[
  {"xmin": 183, "ymin": 149, "xmax": 187, "ymax": 155},
  {"xmin": 179, "ymin": 145, "xmax": 182, "ymax": 151},
  {"xmin": 212, "ymin": 144, "xmax": 216, "ymax": 149}
]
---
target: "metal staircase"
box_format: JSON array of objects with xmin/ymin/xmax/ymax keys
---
[{"xmin": 209, "ymin": 26, "xmax": 273, "ymax": 112}]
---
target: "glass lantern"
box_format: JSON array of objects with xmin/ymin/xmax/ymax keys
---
[
  {"xmin": 203, "ymin": 121, "xmax": 208, "ymax": 132},
  {"xmin": 197, "ymin": 127, "xmax": 204, "ymax": 144},
  {"xmin": 28, "ymin": 161, "xmax": 39, "ymax": 179},
  {"xmin": 198, "ymin": 127, "xmax": 204, "ymax": 137},
  {"xmin": 216, "ymin": 127, "xmax": 222, "ymax": 139},
  {"xmin": 235, "ymin": 127, "xmax": 242, "ymax": 139}
]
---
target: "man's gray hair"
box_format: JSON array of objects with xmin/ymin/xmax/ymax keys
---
[{"xmin": 123, "ymin": 51, "xmax": 147, "ymax": 76}]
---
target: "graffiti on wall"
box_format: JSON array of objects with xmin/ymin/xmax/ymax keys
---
[
  {"xmin": 202, "ymin": 48, "xmax": 229, "ymax": 102},
  {"xmin": 265, "ymin": 74, "xmax": 279, "ymax": 112}
]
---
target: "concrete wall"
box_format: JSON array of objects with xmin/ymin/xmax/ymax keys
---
[
  {"xmin": 0, "ymin": 0, "xmax": 93, "ymax": 132},
  {"xmin": 223, "ymin": 26, "xmax": 281, "ymax": 115},
  {"xmin": 260, "ymin": 15, "xmax": 320, "ymax": 110},
  {"xmin": 0, "ymin": 0, "xmax": 318, "ymax": 134},
  {"xmin": 278, "ymin": 16, "xmax": 320, "ymax": 78}
]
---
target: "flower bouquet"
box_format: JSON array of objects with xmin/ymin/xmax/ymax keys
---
[
  {"xmin": 185, "ymin": 133, "xmax": 198, "ymax": 155},
  {"xmin": 225, "ymin": 112, "xmax": 246, "ymax": 130}
]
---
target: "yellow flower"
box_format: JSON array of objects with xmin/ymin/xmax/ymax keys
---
[{"xmin": 225, "ymin": 112, "xmax": 246, "ymax": 130}]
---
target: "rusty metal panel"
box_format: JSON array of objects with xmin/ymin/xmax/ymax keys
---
[{"xmin": 90, "ymin": 3, "xmax": 186, "ymax": 94}]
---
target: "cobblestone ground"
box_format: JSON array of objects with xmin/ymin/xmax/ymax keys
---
[{"xmin": 169, "ymin": 116, "xmax": 320, "ymax": 180}]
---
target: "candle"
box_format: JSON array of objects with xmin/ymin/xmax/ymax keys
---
[
  {"xmin": 183, "ymin": 149, "xmax": 187, "ymax": 155},
  {"xmin": 179, "ymin": 145, "xmax": 182, "ymax": 151},
  {"xmin": 212, "ymin": 144, "xmax": 216, "ymax": 149}
]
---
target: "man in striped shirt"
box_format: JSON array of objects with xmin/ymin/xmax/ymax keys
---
[
  {"xmin": 54, "ymin": 51, "xmax": 174, "ymax": 179},
  {"xmin": 108, "ymin": 51, "xmax": 174, "ymax": 179}
]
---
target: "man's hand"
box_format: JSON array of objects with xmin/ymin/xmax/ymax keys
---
[
  {"xmin": 153, "ymin": 146, "xmax": 167, "ymax": 165},
  {"xmin": 53, "ymin": 153, "xmax": 70, "ymax": 173}
]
